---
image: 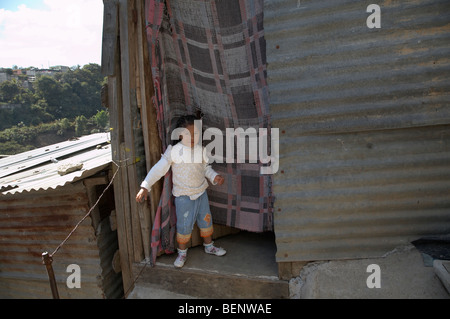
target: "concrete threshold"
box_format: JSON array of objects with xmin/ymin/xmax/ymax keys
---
[
  {"xmin": 128, "ymin": 231, "xmax": 289, "ymax": 299},
  {"xmin": 157, "ymin": 231, "xmax": 279, "ymax": 279}
]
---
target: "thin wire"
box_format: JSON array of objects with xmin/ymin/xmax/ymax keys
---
[
  {"xmin": 122, "ymin": 260, "xmax": 151, "ymax": 299},
  {"xmin": 51, "ymin": 162, "xmax": 122, "ymax": 257},
  {"xmin": 48, "ymin": 156, "xmax": 146, "ymax": 299}
]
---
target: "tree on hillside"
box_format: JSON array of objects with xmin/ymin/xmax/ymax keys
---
[
  {"xmin": 34, "ymin": 76, "xmax": 64, "ymax": 116},
  {"xmin": 0, "ymin": 79, "xmax": 22, "ymax": 102},
  {"xmin": 60, "ymin": 63, "xmax": 103, "ymax": 118},
  {"xmin": 0, "ymin": 63, "xmax": 106, "ymax": 131}
]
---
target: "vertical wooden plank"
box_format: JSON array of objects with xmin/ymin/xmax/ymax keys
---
[
  {"xmin": 136, "ymin": 0, "xmax": 163, "ymax": 227},
  {"xmin": 109, "ymin": 72, "xmax": 133, "ymax": 294},
  {"xmin": 128, "ymin": 0, "xmax": 146, "ymax": 263},
  {"xmin": 129, "ymin": 88, "xmax": 150, "ymax": 261},
  {"xmin": 120, "ymin": 142, "xmax": 138, "ymax": 261},
  {"xmin": 118, "ymin": 0, "xmax": 144, "ymax": 262},
  {"xmin": 101, "ymin": 0, "xmax": 119, "ymax": 76},
  {"xmin": 133, "ymin": 0, "xmax": 160, "ymax": 261}
]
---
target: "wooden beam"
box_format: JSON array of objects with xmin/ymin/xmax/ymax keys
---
[
  {"xmin": 132, "ymin": 0, "xmax": 162, "ymax": 261},
  {"xmin": 109, "ymin": 79, "xmax": 134, "ymax": 295},
  {"xmin": 278, "ymin": 261, "xmax": 307, "ymax": 280},
  {"xmin": 107, "ymin": 10, "xmax": 134, "ymax": 294},
  {"xmin": 101, "ymin": 0, "xmax": 119, "ymax": 76},
  {"xmin": 119, "ymin": 0, "xmax": 144, "ymax": 263},
  {"xmin": 138, "ymin": 0, "xmax": 163, "ymax": 228}
]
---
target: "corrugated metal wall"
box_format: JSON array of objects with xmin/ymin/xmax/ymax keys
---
[
  {"xmin": 0, "ymin": 182, "xmax": 122, "ymax": 298},
  {"xmin": 264, "ymin": 0, "xmax": 450, "ymax": 262}
]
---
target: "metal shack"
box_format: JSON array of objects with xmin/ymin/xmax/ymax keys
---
[
  {"xmin": 0, "ymin": 133, "xmax": 122, "ymax": 298},
  {"xmin": 102, "ymin": 0, "xmax": 450, "ymax": 295}
]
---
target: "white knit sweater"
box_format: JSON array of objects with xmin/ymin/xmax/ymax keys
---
[{"xmin": 140, "ymin": 143, "xmax": 219, "ymax": 200}]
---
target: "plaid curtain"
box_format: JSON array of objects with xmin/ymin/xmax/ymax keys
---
[{"xmin": 145, "ymin": 0, "xmax": 274, "ymax": 264}]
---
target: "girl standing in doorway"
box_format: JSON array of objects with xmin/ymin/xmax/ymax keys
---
[{"xmin": 136, "ymin": 115, "xmax": 226, "ymax": 268}]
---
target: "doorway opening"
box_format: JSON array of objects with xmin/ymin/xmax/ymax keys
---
[
  {"xmin": 143, "ymin": 0, "xmax": 278, "ymax": 281},
  {"xmin": 159, "ymin": 230, "xmax": 278, "ymax": 279}
]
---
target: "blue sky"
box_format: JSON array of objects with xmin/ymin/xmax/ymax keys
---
[
  {"xmin": 0, "ymin": 0, "xmax": 49, "ymax": 11},
  {"xmin": 0, "ymin": 0, "xmax": 103, "ymax": 68}
]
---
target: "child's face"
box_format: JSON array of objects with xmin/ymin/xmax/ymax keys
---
[{"xmin": 180, "ymin": 124, "xmax": 200, "ymax": 147}]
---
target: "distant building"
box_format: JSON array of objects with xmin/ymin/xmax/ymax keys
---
[
  {"xmin": 26, "ymin": 70, "xmax": 36, "ymax": 82},
  {"xmin": 0, "ymin": 72, "xmax": 11, "ymax": 84},
  {"xmin": 12, "ymin": 69, "xmax": 25, "ymax": 76},
  {"xmin": 50, "ymin": 65, "xmax": 70, "ymax": 73},
  {"xmin": 36, "ymin": 69, "xmax": 60, "ymax": 77},
  {"xmin": 0, "ymin": 66, "xmax": 70, "ymax": 84}
]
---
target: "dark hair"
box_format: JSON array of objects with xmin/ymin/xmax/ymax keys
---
[
  {"xmin": 171, "ymin": 114, "xmax": 201, "ymax": 145},
  {"xmin": 176, "ymin": 114, "xmax": 198, "ymax": 129}
]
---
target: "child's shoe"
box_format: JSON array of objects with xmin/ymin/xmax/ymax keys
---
[
  {"xmin": 204, "ymin": 242, "xmax": 226, "ymax": 256},
  {"xmin": 174, "ymin": 248, "xmax": 187, "ymax": 268}
]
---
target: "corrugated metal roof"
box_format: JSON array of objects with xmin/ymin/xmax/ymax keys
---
[
  {"xmin": 0, "ymin": 133, "xmax": 112, "ymax": 195},
  {"xmin": 0, "ymin": 132, "xmax": 121, "ymax": 299},
  {"xmin": 264, "ymin": 0, "xmax": 450, "ymax": 262}
]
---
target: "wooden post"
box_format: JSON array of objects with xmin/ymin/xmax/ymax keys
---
[
  {"xmin": 101, "ymin": 0, "xmax": 119, "ymax": 77},
  {"xmin": 106, "ymin": 11, "xmax": 134, "ymax": 297},
  {"xmin": 130, "ymin": 0, "xmax": 164, "ymax": 262},
  {"xmin": 119, "ymin": 0, "xmax": 145, "ymax": 263},
  {"xmin": 42, "ymin": 252, "xmax": 60, "ymax": 299},
  {"xmin": 136, "ymin": 0, "xmax": 163, "ymax": 230}
]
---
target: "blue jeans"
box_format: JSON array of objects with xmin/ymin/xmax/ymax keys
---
[{"xmin": 174, "ymin": 192, "xmax": 213, "ymax": 245}]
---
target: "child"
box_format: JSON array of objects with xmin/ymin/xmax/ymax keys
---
[{"xmin": 136, "ymin": 115, "xmax": 226, "ymax": 268}]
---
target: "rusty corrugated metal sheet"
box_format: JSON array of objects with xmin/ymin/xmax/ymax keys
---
[
  {"xmin": 0, "ymin": 134, "xmax": 122, "ymax": 298},
  {"xmin": 264, "ymin": 0, "xmax": 450, "ymax": 262},
  {"xmin": 0, "ymin": 184, "xmax": 105, "ymax": 298},
  {"xmin": 0, "ymin": 183, "xmax": 123, "ymax": 299}
]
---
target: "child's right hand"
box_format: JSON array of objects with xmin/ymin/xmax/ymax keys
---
[{"xmin": 136, "ymin": 188, "xmax": 149, "ymax": 203}]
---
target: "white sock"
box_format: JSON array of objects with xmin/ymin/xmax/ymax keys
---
[{"xmin": 203, "ymin": 242, "xmax": 214, "ymax": 251}]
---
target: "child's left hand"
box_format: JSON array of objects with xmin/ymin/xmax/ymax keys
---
[{"xmin": 214, "ymin": 175, "xmax": 225, "ymax": 186}]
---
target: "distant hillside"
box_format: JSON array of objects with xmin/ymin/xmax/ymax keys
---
[
  {"xmin": 0, "ymin": 63, "xmax": 108, "ymax": 155},
  {"xmin": 0, "ymin": 111, "xmax": 109, "ymax": 155}
]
